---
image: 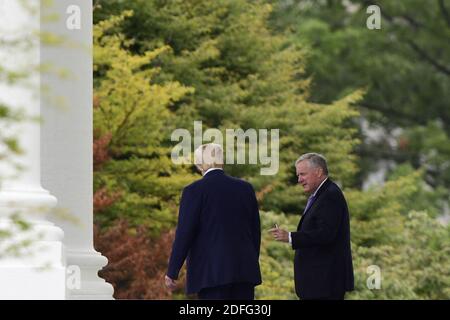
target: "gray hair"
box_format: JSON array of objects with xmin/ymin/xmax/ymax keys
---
[
  {"xmin": 194, "ymin": 143, "xmax": 224, "ymax": 171},
  {"xmin": 295, "ymin": 153, "xmax": 328, "ymax": 176}
]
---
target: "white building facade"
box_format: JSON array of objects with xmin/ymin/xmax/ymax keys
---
[{"xmin": 0, "ymin": 0, "xmax": 113, "ymax": 299}]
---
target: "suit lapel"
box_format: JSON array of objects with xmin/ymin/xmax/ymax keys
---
[{"xmin": 297, "ymin": 179, "xmax": 332, "ymax": 230}]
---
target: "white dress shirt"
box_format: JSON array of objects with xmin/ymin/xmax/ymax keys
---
[{"xmin": 203, "ymin": 167, "xmax": 224, "ymax": 176}]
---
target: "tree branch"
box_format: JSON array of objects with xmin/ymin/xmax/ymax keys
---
[
  {"xmin": 360, "ymin": 102, "xmax": 429, "ymax": 126},
  {"xmin": 438, "ymin": 0, "xmax": 450, "ymax": 28},
  {"xmin": 406, "ymin": 40, "xmax": 450, "ymax": 76}
]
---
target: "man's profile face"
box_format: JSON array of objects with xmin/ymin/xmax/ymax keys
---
[{"xmin": 296, "ymin": 160, "xmax": 323, "ymax": 194}]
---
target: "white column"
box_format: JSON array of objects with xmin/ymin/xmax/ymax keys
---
[
  {"xmin": 40, "ymin": 0, "xmax": 114, "ymax": 299},
  {"xmin": 0, "ymin": 0, "xmax": 66, "ymax": 299}
]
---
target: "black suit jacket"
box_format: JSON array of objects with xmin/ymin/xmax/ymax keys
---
[
  {"xmin": 291, "ymin": 178, "xmax": 354, "ymax": 299},
  {"xmin": 167, "ymin": 170, "xmax": 262, "ymax": 294}
]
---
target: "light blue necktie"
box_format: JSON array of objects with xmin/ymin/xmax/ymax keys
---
[{"xmin": 303, "ymin": 194, "xmax": 316, "ymax": 214}]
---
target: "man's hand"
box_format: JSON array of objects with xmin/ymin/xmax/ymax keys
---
[
  {"xmin": 269, "ymin": 227, "xmax": 289, "ymax": 243},
  {"xmin": 165, "ymin": 275, "xmax": 177, "ymax": 291}
]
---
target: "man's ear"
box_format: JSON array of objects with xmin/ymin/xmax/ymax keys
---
[{"xmin": 316, "ymin": 167, "xmax": 323, "ymax": 177}]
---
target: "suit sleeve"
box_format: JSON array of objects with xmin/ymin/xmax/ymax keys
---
[
  {"xmin": 249, "ymin": 185, "xmax": 261, "ymax": 258},
  {"xmin": 291, "ymin": 192, "xmax": 343, "ymax": 249},
  {"xmin": 166, "ymin": 186, "xmax": 202, "ymax": 280}
]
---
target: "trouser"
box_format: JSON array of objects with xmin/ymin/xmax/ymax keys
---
[{"xmin": 198, "ymin": 282, "xmax": 255, "ymax": 300}]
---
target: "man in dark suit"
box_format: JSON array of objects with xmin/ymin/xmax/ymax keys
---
[
  {"xmin": 165, "ymin": 143, "xmax": 262, "ymax": 300},
  {"xmin": 270, "ymin": 153, "xmax": 354, "ymax": 300}
]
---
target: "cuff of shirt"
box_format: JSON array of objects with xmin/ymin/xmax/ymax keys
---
[{"xmin": 289, "ymin": 232, "xmax": 292, "ymax": 244}]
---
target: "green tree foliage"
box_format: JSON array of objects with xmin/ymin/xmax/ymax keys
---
[
  {"xmin": 347, "ymin": 169, "xmax": 450, "ymax": 299},
  {"xmin": 94, "ymin": 0, "xmax": 361, "ymax": 216},
  {"xmin": 269, "ymin": 0, "xmax": 450, "ymax": 196},
  {"xmin": 93, "ymin": 12, "xmax": 197, "ymax": 234},
  {"xmin": 256, "ymin": 211, "xmax": 297, "ymax": 299}
]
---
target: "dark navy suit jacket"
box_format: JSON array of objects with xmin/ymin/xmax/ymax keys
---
[
  {"xmin": 291, "ymin": 179, "xmax": 354, "ymax": 299},
  {"xmin": 167, "ymin": 170, "xmax": 262, "ymax": 294}
]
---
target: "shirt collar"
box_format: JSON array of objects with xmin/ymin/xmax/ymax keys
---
[
  {"xmin": 203, "ymin": 167, "xmax": 224, "ymax": 176},
  {"xmin": 312, "ymin": 177, "xmax": 328, "ymax": 197}
]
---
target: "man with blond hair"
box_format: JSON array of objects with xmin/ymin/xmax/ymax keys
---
[{"xmin": 165, "ymin": 143, "xmax": 262, "ymax": 300}]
